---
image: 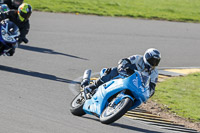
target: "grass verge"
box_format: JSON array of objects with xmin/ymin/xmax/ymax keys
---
[
  {"xmin": 24, "ymin": 0, "xmax": 200, "ymax": 23},
  {"xmin": 153, "ymin": 73, "xmax": 200, "ymax": 122}
]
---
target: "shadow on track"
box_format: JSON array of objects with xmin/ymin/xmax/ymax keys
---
[
  {"xmin": 18, "ymin": 45, "xmax": 88, "ymax": 60},
  {"xmin": 111, "ymin": 123, "xmax": 163, "ymax": 133},
  {"xmin": 149, "ymin": 123, "xmax": 198, "ymax": 133},
  {"xmin": 82, "ymin": 116, "xmax": 100, "ymax": 122},
  {"xmin": 0, "ymin": 65, "xmax": 80, "ymax": 84},
  {"xmin": 77, "ymin": 115, "xmax": 163, "ymax": 133}
]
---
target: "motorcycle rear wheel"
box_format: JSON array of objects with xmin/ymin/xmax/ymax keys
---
[
  {"xmin": 100, "ymin": 97, "xmax": 133, "ymax": 124},
  {"xmin": 70, "ymin": 92, "xmax": 86, "ymax": 116}
]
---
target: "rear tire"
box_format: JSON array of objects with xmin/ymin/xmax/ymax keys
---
[
  {"xmin": 100, "ymin": 97, "xmax": 133, "ymax": 124},
  {"xmin": 70, "ymin": 92, "xmax": 86, "ymax": 116}
]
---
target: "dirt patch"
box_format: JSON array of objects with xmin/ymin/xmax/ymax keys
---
[{"xmin": 139, "ymin": 100, "xmax": 200, "ymax": 132}]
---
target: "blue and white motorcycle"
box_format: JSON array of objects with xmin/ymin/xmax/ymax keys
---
[
  {"xmin": 0, "ymin": 4, "xmax": 20, "ymax": 56},
  {"xmin": 0, "ymin": 19, "xmax": 20, "ymax": 56},
  {"xmin": 70, "ymin": 69, "xmax": 151, "ymax": 124}
]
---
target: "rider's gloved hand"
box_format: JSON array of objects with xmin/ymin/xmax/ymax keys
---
[
  {"xmin": 125, "ymin": 67, "xmax": 135, "ymax": 75},
  {"xmin": 117, "ymin": 58, "xmax": 131, "ymax": 71},
  {"xmin": 117, "ymin": 58, "xmax": 135, "ymax": 76}
]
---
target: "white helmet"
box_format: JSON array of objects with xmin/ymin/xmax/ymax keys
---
[{"xmin": 143, "ymin": 48, "xmax": 161, "ymax": 69}]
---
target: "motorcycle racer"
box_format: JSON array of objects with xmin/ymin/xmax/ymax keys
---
[
  {"xmin": 0, "ymin": 3, "xmax": 32, "ymax": 56},
  {"xmin": 82, "ymin": 48, "xmax": 161, "ymax": 98}
]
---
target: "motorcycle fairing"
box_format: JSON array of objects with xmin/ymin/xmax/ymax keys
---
[
  {"xmin": 83, "ymin": 71, "xmax": 150, "ymax": 116},
  {"xmin": 83, "ymin": 79, "xmax": 124, "ymax": 116}
]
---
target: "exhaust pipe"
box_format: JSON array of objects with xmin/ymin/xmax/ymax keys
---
[{"xmin": 81, "ymin": 69, "xmax": 92, "ymax": 87}]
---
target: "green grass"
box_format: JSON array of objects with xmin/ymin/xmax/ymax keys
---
[
  {"xmin": 153, "ymin": 73, "xmax": 200, "ymax": 122},
  {"xmin": 24, "ymin": 0, "xmax": 200, "ymax": 22}
]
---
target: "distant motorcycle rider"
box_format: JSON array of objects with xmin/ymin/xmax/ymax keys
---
[
  {"xmin": 2, "ymin": 0, "xmax": 23, "ymax": 10},
  {"xmin": 83, "ymin": 48, "xmax": 161, "ymax": 98},
  {"xmin": 0, "ymin": 3, "xmax": 32, "ymax": 56}
]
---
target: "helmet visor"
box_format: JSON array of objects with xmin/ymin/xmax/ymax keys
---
[
  {"xmin": 147, "ymin": 57, "xmax": 160, "ymax": 67},
  {"xmin": 19, "ymin": 10, "xmax": 31, "ymax": 20}
]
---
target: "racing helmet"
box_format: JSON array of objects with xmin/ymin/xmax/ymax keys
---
[
  {"xmin": 11, "ymin": 0, "xmax": 24, "ymax": 8},
  {"xmin": 143, "ymin": 48, "xmax": 161, "ymax": 69},
  {"xmin": 18, "ymin": 3, "xmax": 32, "ymax": 22},
  {"xmin": 0, "ymin": 4, "xmax": 9, "ymax": 12}
]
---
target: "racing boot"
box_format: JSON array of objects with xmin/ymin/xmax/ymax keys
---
[
  {"xmin": 83, "ymin": 84, "xmax": 96, "ymax": 96},
  {"xmin": 83, "ymin": 78, "xmax": 104, "ymax": 95}
]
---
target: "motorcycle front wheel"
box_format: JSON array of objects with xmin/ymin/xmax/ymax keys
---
[
  {"xmin": 70, "ymin": 92, "xmax": 86, "ymax": 116},
  {"xmin": 100, "ymin": 97, "xmax": 133, "ymax": 124}
]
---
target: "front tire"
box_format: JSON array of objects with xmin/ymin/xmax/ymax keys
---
[
  {"xmin": 100, "ymin": 97, "xmax": 133, "ymax": 124},
  {"xmin": 70, "ymin": 92, "xmax": 86, "ymax": 116}
]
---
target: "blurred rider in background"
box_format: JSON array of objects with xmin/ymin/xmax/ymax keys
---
[
  {"xmin": 82, "ymin": 48, "xmax": 161, "ymax": 98},
  {"xmin": 0, "ymin": 3, "xmax": 32, "ymax": 56},
  {"xmin": 3, "ymin": 0, "xmax": 23, "ymax": 10}
]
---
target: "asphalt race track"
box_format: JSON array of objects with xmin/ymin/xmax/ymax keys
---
[{"xmin": 0, "ymin": 12, "xmax": 200, "ymax": 133}]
